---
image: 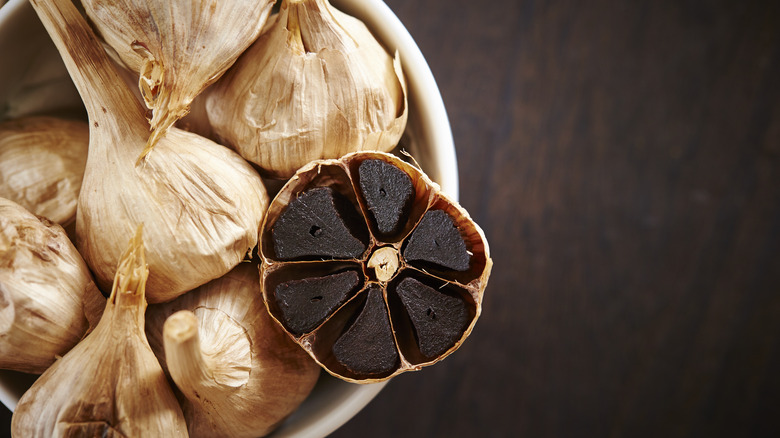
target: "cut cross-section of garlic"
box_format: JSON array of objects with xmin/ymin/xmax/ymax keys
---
[{"xmin": 259, "ymin": 152, "xmax": 492, "ymax": 382}]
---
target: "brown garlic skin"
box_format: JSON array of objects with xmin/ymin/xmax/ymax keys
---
[
  {"xmin": 0, "ymin": 116, "xmax": 88, "ymax": 226},
  {"xmin": 0, "ymin": 197, "xmax": 104, "ymax": 374},
  {"xmin": 146, "ymin": 263, "xmax": 321, "ymax": 437},
  {"xmin": 202, "ymin": 0, "xmax": 408, "ymax": 179},
  {"xmin": 11, "ymin": 227, "xmax": 188, "ymax": 437},
  {"xmin": 31, "ymin": 0, "xmax": 269, "ymax": 303},
  {"xmin": 259, "ymin": 151, "xmax": 492, "ymax": 383}
]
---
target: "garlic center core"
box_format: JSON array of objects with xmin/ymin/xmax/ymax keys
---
[{"xmin": 367, "ymin": 246, "xmax": 399, "ymax": 282}]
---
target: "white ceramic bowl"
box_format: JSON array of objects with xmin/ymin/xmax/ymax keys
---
[{"xmin": 0, "ymin": 0, "xmax": 457, "ymax": 435}]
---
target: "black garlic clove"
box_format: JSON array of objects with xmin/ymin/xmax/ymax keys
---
[
  {"xmin": 357, "ymin": 159, "xmax": 414, "ymax": 236},
  {"xmin": 271, "ymin": 187, "xmax": 367, "ymax": 260},
  {"xmin": 396, "ymin": 277, "xmax": 470, "ymax": 359},
  {"xmin": 403, "ymin": 210, "xmax": 470, "ymax": 271},
  {"xmin": 274, "ymin": 270, "xmax": 362, "ymax": 335},
  {"xmin": 332, "ymin": 286, "xmax": 398, "ymax": 375}
]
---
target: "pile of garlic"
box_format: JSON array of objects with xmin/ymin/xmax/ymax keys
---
[{"xmin": 1, "ymin": 0, "xmax": 408, "ymax": 436}]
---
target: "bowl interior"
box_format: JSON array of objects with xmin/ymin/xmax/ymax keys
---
[{"xmin": 0, "ymin": 0, "xmax": 457, "ymax": 436}]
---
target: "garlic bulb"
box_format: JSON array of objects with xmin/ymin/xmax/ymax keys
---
[
  {"xmin": 146, "ymin": 263, "xmax": 320, "ymax": 437},
  {"xmin": 0, "ymin": 116, "xmax": 88, "ymax": 226},
  {"xmin": 11, "ymin": 226, "xmax": 187, "ymax": 437},
  {"xmin": 31, "ymin": 0, "xmax": 269, "ymax": 303},
  {"xmin": 258, "ymin": 152, "xmax": 492, "ymax": 382},
  {"xmin": 0, "ymin": 197, "xmax": 103, "ymax": 374},
  {"xmin": 203, "ymin": 0, "xmax": 408, "ymax": 179},
  {"xmin": 81, "ymin": 0, "xmax": 276, "ymax": 155}
]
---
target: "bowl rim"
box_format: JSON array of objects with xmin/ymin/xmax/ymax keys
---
[{"xmin": 0, "ymin": 0, "xmax": 458, "ymax": 436}]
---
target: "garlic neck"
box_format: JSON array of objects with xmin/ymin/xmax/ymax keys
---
[
  {"xmin": 283, "ymin": 0, "xmax": 357, "ymax": 54},
  {"xmin": 104, "ymin": 226, "xmax": 148, "ymax": 328},
  {"xmin": 30, "ymin": 0, "xmax": 148, "ymax": 132}
]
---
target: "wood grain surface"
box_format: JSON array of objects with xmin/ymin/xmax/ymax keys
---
[
  {"xmin": 333, "ymin": 0, "xmax": 780, "ymax": 437},
  {"xmin": 3, "ymin": 0, "xmax": 780, "ymax": 437}
]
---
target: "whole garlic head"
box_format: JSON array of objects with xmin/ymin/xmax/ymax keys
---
[
  {"xmin": 204, "ymin": 0, "xmax": 408, "ymax": 179},
  {"xmin": 0, "ymin": 197, "xmax": 103, "ymax": 374},
  {"xmin": 0, "ymin": 116, "xmax": 88, "ymax": 226},
  {"xmin": 146, "ymin": 263, "xmax": 321, "ymax": 437},
  {"xmin": 81, "ymin": 0, "xmax": 276, "ymax": 155},
  {"xmin": 75, "ymin": 125, "xmax": 269, "ymax": 303},
  {"xmin": 11, "ymin": 226, "xmax": 188, "ymax": 437}
]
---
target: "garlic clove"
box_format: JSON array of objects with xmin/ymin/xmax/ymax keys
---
[
  {"xmin": 11, "ymin": 226, "xmax": 188, "ymax": 437},
  {"xmin": 0, "ymin": 116, "xmax": 88, "ymax": 226},
  {"xmin": 81, "ymin": 0, "xmax": 276, "ymax": 155},
  {"xmin": 145, "ymin": 262, "xmax": 320, "ymax": 438},
  {"xmin": 0, "ymin": 197, "xmax": 104, "ymax": 374},
  {"xmin": 203, "ymin": 0, "xmax": 408, "ymax": 179},
  {"xmin": 31, "ymin": 0, "xmax": 270, "ymax": 303}
]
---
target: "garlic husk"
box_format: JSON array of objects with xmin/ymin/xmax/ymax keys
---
[
  {"xmin": 11, "ymin": 226, "xmax": 188, "ymax": 437},
  {"xmin": 0, "ymin": 116, "xmax": 88, "ymax": 226},
  {"xmin": 81, "ymin": 0, "xmax": 276, "ymax": 156},
  {"xmin": 75, "ymin": 125, "xmax": 269, "ymax": 303},
  {"xmin": 203, "ymin": 0, "xmax": 408, "ymax": 179},
  {"xmin": 146, "ymin": 263, "xmax": 320, "ymax": 437},
  {"xmin": 0, "ymin": 197, "xmax": 103, "ymax": 374},
  {"xmin": 31, "ymin": 0, "xmax": 270, "ymax": 303}
]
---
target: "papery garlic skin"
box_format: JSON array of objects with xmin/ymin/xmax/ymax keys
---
[
  {"xmin": 146, "ymin": 263, "xmax": 321, "ymax": 437},
  {"xmin": 32, "ymin": 0, "xmax": 270, "ymax": 304},
  {"xmin": 81, "ymin": 0, "xmax": 276, "ymax": 154},
  {"xmin": 0, "ymin": 197, "xmax": 103, "ymax": 374},
  {"xmin": 204, "ymin": 0, "xmax": 408, "ymax": 179},
  {"xmin": 0, "ymin": 116, "xmax": 88, "ymax": 226},
  {"xmin": 11, "ymin": 227, "xmax": 188, "ymax": 437},
  {"xmin": 76, "ymin": 125, "xmax": 269, "ymax": 303}
]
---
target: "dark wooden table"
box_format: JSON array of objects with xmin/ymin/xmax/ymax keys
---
[
  {"xmin": 3, "ymin": 0, "xmax": 780, "ymax": 436},
  {"xmin": 334, "ymin": 0, "xmax": 780, "ymax": 436}
]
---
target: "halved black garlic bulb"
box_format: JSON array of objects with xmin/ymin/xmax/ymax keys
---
[{"xmin": 259, "ymin": 151, "xmax": 491, "ymax": 382}]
